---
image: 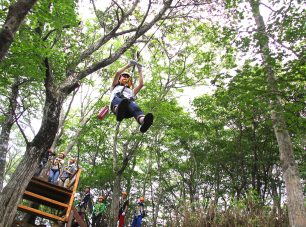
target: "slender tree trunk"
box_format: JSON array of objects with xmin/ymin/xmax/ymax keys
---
[
  {"xmin": 0, "ymin": 0, "xmax": 38, "ymax": 62},
  {"xmin": 0, "ymin": 81, "xmax": 19, "ymax": 191},
  {"xmin": 110, "ymin": 174, "xmax": 121, "ymax": 227},
  {"xmin": 271, "ymin": 177, "xmax": 280, "ymax": 217},
  {"xmin": 251, "ymin": 120, "xmax": 259, "ymax": 194},
  {"xmin": 0, "ymin": 89, "xmax": 65, "ymax": 226},
  {"xmin": 51, "ymin": 89, "xmax": 77, "ymax": 151},
  {"xmin": 109, "ymin": 123, "xmax": 120, "ymax": 227},
  {"xmin": 50, "ymin": 108, "xmax": 65, "ymax": 151},
  {"xmin": 153, "ymin": 150, "xmax": 163, "ymax": 227},
  {"xmin": 249, "ymin": 1, "xmax": 306, "ymax": 226}
]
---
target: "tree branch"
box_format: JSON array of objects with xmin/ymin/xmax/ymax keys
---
[
  {"xmin": 76, "ymin": 0, "xmax": 173, "ymax": 81},
  {"xmin": 15, "ymin": 119, "xmax": 29, "ymax": 144},
  {"xmin": 0, "ymin": 0, "xmax": 38, "ymax": 62},
  {"xmin": 76, "ymin": 0, "xmax": 140, "ymax": 64}
]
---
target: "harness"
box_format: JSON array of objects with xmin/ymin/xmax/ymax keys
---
[
  {"xmin": 51, "ymin": 157, "xmax": 61, "ymax": 171},
  {"xmin": 115, "ymin": 83, "xmax": 135, "ymax": 102}
]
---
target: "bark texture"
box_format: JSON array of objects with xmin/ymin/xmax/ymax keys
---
[
  {"xmin": 0, "ymin": 91, "xmax": 64, "ymax": 226},
  {"xmin": 0, "ymin": 58, "xmax": 65, "ymax": 226},
  {"xmin": 0, "ymin": 81, "xmax": 19, "ymax": 191},
  {"xmin": 249, "ymin": 1, "xmax": 306, "ymax": 226},
  {"xmin": 0, "ymin": 0, "xmax": 38, "ymax": 62}
]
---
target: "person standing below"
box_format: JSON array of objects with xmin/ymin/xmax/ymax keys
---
[
  {"xmin": 77, "ymin": 186, "xmax": 92, "ymax": 220},
  {"xmin": 48, "ymin": 152, "xmax": 65, "ymax": 184},
  {"xmin": 110, "ymin": 60, "xmax": 154, "ymax": 133},
  {"xmin": 92, "ymin": 195, "xmax": 106, "ymax": 227},
  {"xmin": 118, "ymin": 191, "xmax": 129, "ymax": 227},
  {"xmin": 58, "ymin": 157, "xmax": 77, "ymax": 188},
  {"xmin": 131, "ymin": 197, "xmax": 145, "ymax": 227}
]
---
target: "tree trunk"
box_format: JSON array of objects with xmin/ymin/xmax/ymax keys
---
[
  {"xmin": 249, "ymin": 1, "xmax": 306, "ymax": 226},
  {"xmin": 0, "ymin": 91, "xmax": 65, "ymax": 226},
  {"xmin": 0, "ymin": 81, "xmax": 19, "ymax": 191},
  {"xmin": 110, "ymin": 174, "xmax": 121, "ymax": 227},
  {"xmin": 51, "ymin": 89, "xmax": 77, "ymax": 151},
  {"xmin": 109, "ymin": 123, "xmax": 120, "ymax": 227},
  {"xmin": 0, "ymin": 0, "xmax": 38, "ymax": 62},
  {"xmin": 272, "ymin": 112, "xmax": 306, "ymax": 226},
  {"xmin": 271, "ymin": 177, "xmax": 280, "ymax": 217},
  {"xmin": 153, "ymin": 150, "xmax": 163, "ymax": 227}
]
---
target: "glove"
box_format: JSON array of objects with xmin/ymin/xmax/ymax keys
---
[
  {"xmin": 129, "ymin": 60, "xmax": 138, "ymax": 66},
  {"xmin": 122, "ymin": 212, "xmax": 125, "ymax": 216}
]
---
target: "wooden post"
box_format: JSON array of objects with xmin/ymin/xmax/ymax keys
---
[{"xmin": 65, "ymin": 169, "xmax": 82, "ymax": 221}]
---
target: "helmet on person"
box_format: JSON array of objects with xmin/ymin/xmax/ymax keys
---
[
  {"xmin": 139, "ymin": 197, "xmax": 144, "ymax": 202},
  {"xmin": 120, "ymin": 72, "xmax": 131, "ymax": 78}
]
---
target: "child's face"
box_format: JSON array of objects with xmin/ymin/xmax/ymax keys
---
[{"xmin": 119, "ymin": 75, "xmax": 130, "ymax": 85}]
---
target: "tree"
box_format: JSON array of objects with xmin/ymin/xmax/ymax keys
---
[
  {"xmin": 0, "ymin": 1, "xmax": 175, "ymax": 225},
  {"xmin": 0, "ymin": 79, "xmax": 20, "ymax": 191},
  {"xmin": 248, "ymin": 0, "xmax": 306, "ymax": 225},
  {"xmin": 0, "ymin": 0, "xmax": 38, "ymax": 62}
]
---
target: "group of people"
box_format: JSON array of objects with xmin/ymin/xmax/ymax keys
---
[
  {"xmin": 48, "ymin": 151, "xmax": 77, "ymax": 188},
  {"xmin": 76, "ymin": 187, "xmax": 146, "ymax": 227},
  {"xmin": 118, "ymin": 191, "xmax": 146, "ymax": 227},
  {"xmin": 34, "ymin": 148, "xmax": 77, "ymax": 188}
]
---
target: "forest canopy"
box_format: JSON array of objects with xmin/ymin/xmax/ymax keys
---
[{"xmin": 0, "ymin": 0, "xmax": 305, "ymax": 226}]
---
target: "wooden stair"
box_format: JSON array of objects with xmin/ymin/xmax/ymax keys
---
[
  {"xmin": 18, "ymin": 204, "xmax": 66, "ymax": 222},
  {"xmin": 16, "ymin": 169, "xmax": 86, "ymax": 226}
]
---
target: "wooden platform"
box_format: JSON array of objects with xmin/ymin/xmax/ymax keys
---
[
  {"xmin": 16, "ymin": 169, "xmax": 86, "ymax": 226},
  {"xmin": 26, "ymin": 177, "xmax": 72, "ymax": 203}
]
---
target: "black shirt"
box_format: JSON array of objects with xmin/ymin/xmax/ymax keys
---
[{"xmin": 119, "ymin": 199, "xmax": 129, "ymax": 215}]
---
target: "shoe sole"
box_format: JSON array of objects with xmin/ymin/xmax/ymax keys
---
[
  {"xmin": 140, "ymin": 113, "xmax": 154, "ymax": 133},
  {"xmin": 116, "ymin": 99, "xmax": 129, "ymax": 121}
]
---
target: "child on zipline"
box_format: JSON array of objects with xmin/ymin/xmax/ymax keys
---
[{"xmin": 110, "ymin": 60, "xmax": 153, "ymax": 133}]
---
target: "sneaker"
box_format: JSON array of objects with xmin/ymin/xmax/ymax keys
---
[
  {"xmin": 116, "ymin": 99, "xmax": 129, "ymax": 122},
  {"xmin": 140, "ymin": 113, "xmax": 154, "ymax": 133}
]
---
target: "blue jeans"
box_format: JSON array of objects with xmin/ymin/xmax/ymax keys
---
[
  {"xmin": 131, "ymin": 215, "xmax": 142, "ymax": 227},
  {"xmin": 111, "ymin": 95, "xmax": 144, "ymax": 119},
  {"xmin": 48, "ymin": 169, "xmax": 60, "ymax": 184}
]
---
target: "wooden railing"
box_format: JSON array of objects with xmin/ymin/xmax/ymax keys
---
[{"xmin": 16, "ymin": 169, "xmax": 86, "ymax": 226}]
